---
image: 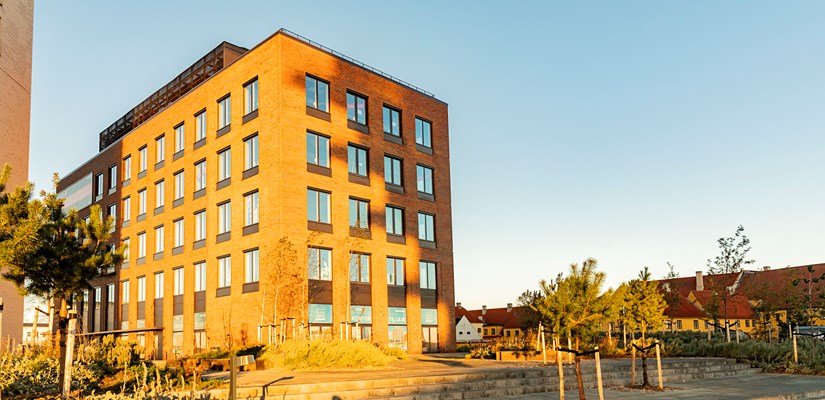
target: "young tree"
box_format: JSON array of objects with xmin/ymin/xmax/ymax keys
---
[
  {"xmin": 664, "ymin": 262, "xmax": 679, "ymax": 279},
  {"xmin": 260, "ymin": 236, "xmax": 301, "ymax": 341},
  {"xmin": 707, "ymin": 225, "xmax": 754, "ymax": 274},
  {"xmin": 624, "ymin": 267, "xmax": 667, "ymax": 387}
]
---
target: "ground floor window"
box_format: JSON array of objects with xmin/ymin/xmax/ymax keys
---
[
  {"xmin": 422, "ymin": 326, "xmax": 438, "ymax": 353},
  {"xmin": 194, "ymin": 312, "xmax": 206, "ymax": 353},
  {"xmin": 172, "ymin": 315, "xmax": 183, "ymax": 358},
  {"xmin": 309, "ymin": 325, "xmax": 332, "ymax": 340},
  {"xmin": 351, "ymin": 324, "xmax": 372, "ymax": 341},
  {"xmin": 388, "ymin": 307, "xmax": 408, "ymax": 351},
  {"xmin": 350, "ymin": 305, "xmax": 372, "ymax": 341}
]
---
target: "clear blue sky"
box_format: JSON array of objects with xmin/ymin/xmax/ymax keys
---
[{"xmin": 29, "ymin": 1, "xmax": 825, "ymax": 310}]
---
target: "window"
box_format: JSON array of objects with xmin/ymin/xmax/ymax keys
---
[
  {"xmin": 308, "ymin": 247, "xmax": 332, "ymax": 280},
  {"xmin": 174, "ymin": 171, "xmax": 184, "ymax": 200},
  {"xmin": 121, "ymin": 280, "xmax": 130, "ymax": 304},
  {"xmin": 218, "ymin": 256, "xmax": 231, "ymax": 288},
  {"xmin": 305, "ymin": 75, "xmax": 329, "ymax": 112},
  {"xmin": 108, "ymin": 165, "xmax": 118, "ymax": 190},
  {"xmin": 386, "ymin": 206, "xmax": 404, "ymax": 235},
  {"xmin": 244, "ymin": 135, "xmax": 259, "ymax": 170},
  {"xmin": 138, "ymin": 189, "xmax": 146, "ymax": 215},
  {"xmin": 677, "ymin": 320, "xmax": 683, "ymax": 330},
  {"xmin": 348, "ymin": 145, "xmax": 368, "ymax": 176},
  {"xmin": 694, "ymin": 320, "xmax": 699, "ymax": 329},
  {"xmin": 387, "ymin": 257, "xmax": 405, "ymax": 286},
  {"xmin": 245, "ymin": 249, "xmax": 259, "ymax": 283},
  {"xmin": 155, "ymin": 180, "xmax": 165, "ymax": 208},
  {"xmin": 156, "ymin": 135, "xmax": 165, "ymax": 164},
  {"xmin": 349, "ymin": 198, "xmax": 369, "ymax": 229},
  {"xmin": 383, "ymin": 106, "xmax": 401, "ymax": 136},
  {"xmin": 107, "ymin": 204, "xmax": 117, "ymax": 230},
  {"xmin": 384, "ymin": 156, "xmax": 402, "ymax": 186},
  {"xmin": 174, "ymin": 124, "xmax": 185, "ymax": 153},
  {"xmin": 123, "ymin": 156, "xmax": 132, "ymax": 181},
  {"xmin": 415, "ymin": 118, "xmax": 432, "ymax": 148},
  {"xmin": 173, "ymin": 218, "xmax": 184, "ymax": 248},
  {"xmin": 307, "ymin": 189, "xmax": 330, "ymax": 224},
  {"xmin": 95, "ymin": 174, "xmax": 104, "ymax": 198},
  {"xmin": 123, "ymin": 197, "xmax": 131, "ymax": 222},
  {"xmin": 194, "ymin": 262, "xmax": 206, "ymax": 292},
  {"xmin": 137, "ymin": 276, "xmax": 146, "ymax": 302},
  {"xmin": 244, "ymin": 191, "xmax": 259, "ymax": 226},
  {"xmin": 349, "ymin": 253, "xmax": 370, "ymax": 283},
  {"xmin": 244, "ymin": 78, "xmax": 258, "ymax": 115},
  {"xmin": 155, "ymin": 272, "xmax": 164, "ymax": 299},
  {"xmin": 172, "ymin": 267, "xmax": 183, "ymax": 296},
  {"xmin": 195, "ymin": 210, "xmax": 206, "ymax": 241},
  {"xmin": 123, "ymin": 238, "xmax": 130, "ymax": 261},
  {"xmin": 306, "ymin": 132, "xmax": 329, "ymax": 167},
  {"xmin": 139, "ymin": 146, "xmax": 148, "ymax": 172},
  {"xmin": 154, "ymin": 225, "xmax": 164, "ymax": 254},
  {"xmin": 420, "ymin": 261, "xmax": 436, "ymax": 289},
  {"xmin": 346, "ymin": 92, "xmax": 367, "ymax": 124},
  {"xmin": 418, "ymin": 213, "xmax": 435, "ymax": 242},
  {"xmin": 195, "ymin": 111, "xmax": 206, "ymax": 142},
  {"xmin": 218, "ymin": 96, "xmax": 231, "ymax": 129},
  {"xmin": 195, "ymin": 160, "xmax": 206, "ymax": 191},
  {"xmin": 416, "ymin": 165, "xmax": 433, "ymax": 195},
  {"xmin": 218, "ymin": 148, "xmax": 231, "ymax": 181},
  {"xmin": 218, "ymin": 202, "xmax": 231, "ymax": 234}
]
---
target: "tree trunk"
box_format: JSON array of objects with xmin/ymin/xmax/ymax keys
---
[
  {"xmin": 641, "ymin": 351, "xmax": 650, "ymax": 387},
  {"xmin": 56, "ymin": 295, "xmax": 69, "ymax": 395},
  {"xmin": 575, "ymin": 337, "xmax": 585, "ymax": 400}
]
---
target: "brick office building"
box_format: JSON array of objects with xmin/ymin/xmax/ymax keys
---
[{"xmin": 57, "ymin": 29, "xmax": 455, "ymax": 357}]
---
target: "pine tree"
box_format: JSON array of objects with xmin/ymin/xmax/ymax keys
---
[{"xmin": 624, "ymin": 267, "xmax": 667, "ymax": 387}]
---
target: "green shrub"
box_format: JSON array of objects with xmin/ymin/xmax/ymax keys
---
[
  {"xmin": 260, "ymin": 339, "xmax": 404, "ymax": 371},
  {"xmin": 467, "ymin": 345, "xmax": 496, "ymax": 359},
  {"xmin": 456, "ymin": 345, "xmax": 471, "ymax": 353}
]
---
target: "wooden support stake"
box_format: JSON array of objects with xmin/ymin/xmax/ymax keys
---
[
  {"xmin": 792, "ymin": 325, "xmax": 798, "ymax": 364},
  {"xmin": 567, "ymin": 337, "xmax": 573, "ymax": 364},
  {"xmin": 62, "ymin": 313, "xmax": 77, "ymax": 399},
  {"xmin": 555, "ymin": 338, "xmax": 564, "ymax": 400},
  {"xmin": 735, "ymin": 323, "xmax": 740, "ymax": 343},
  {"xmin": 631, "ymin": 343, "xmax": 636, "ymax": 386},
  {"xmin": 542, "ymin": 330, "xmax": 547, "ymax": 365},
  {"xmin": 655, "ymin": 340, "xmax": 663, "ymax": 390},
  {"xmin": 595, "ymin": 349, "xmax": 604, "ymax": 400}
]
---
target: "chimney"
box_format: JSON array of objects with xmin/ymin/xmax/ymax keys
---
[
  {"xmin": 456, "ymin": 302, "xmax": 462, "ymax": 308},
  {"xmin": 482, "ymin": 305, "xmax": 487, "ymax": 315},
  {"xmin": 763, "ymin": 266, "xmax": 771, "ymax": 271},
  {"xmin": 696, "ymin": 271, "xmax": 704, "ymax": 291},
  {"xmin": 507, "ymin": 303, "xmax": 513, "ymax": 312}
]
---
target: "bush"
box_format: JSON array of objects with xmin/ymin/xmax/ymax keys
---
[
  {"xmin": 456, "ymin": 345, "xmax": 471, "ymax": 353},
  {"xmin": 466, "ymin": 345, "xmax": 496, "ymax": 359},
  {"xmin": 260, "ymin": 339, "xmax": 405, "ymax": 371}
]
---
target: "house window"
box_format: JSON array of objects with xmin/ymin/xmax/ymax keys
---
[
  {"xmin": 745, "ymin": 320, "xmax": 750, "ymax": 328},
  {"xmin": 384, "ymin": 156, "xmax": 402, "ymax": 186},
  {"xmin": 245, "ymin": 249, "xmax": 259, "ymax": 283},
  {"xmin": 386, "ymin": 206, "xmax": 404, "ymax": 235},
  {"xmin": 123, "ymin": 156, "xmax": 132, "ymax": 181},
  {"xmin": 195, "ymin": 210, "xmax": 206, "ymax": 241},
  {"xmin": 108, "ymin": 165, "xmax": 118, "ymax": 190},
  {"xmin": 138, "ymin": 189, "xmax": 147, "ymax": 215},
  {"xmin": 346, "ymin": 92, "xmax": 367, "ymax": 124},
  {"xmin": 122, "ymin": 238, "xmax": 130, "ymax": 261},
  {"xmin": 244, "ymin": 79, "xmax": 258, "ymax": 115},
  {"xmin": 244, "ymin": 134, "xmax": 259, "ymax": 170},
  {"xmin": 156, "ymin": 135, "xmax": 165, "ymax": 164},
  {"xmin": 195, "ymin": 160, "xmax": 206, "ymax": 191},
  {"xmin": 174, "ymin": 170, "xmax": 184, "ymax": 200},
  {"xmin": 348, "ymin": 145, "xmax": 368, "ymax": 176},
  {"xmin": 218, "ymin": 256, "xmax": 231, "ymax": 288},
  {"xmin": 218, "ymin": 202, "xmax": 231, "ymax": 234},
  {"xmin": 122, "ymin": 197, "xmax": 131, "ymax": 222},
  {"xmin": 677, "ymin": 320, "xmax": 683, "ymax": 330},
  {"xmin": 174, "ymin": 123, "xmax": 185, "ymax": 153},
  {"xmin": 139, "ymin": 146, "xmax": 148, "ymax": 172},
  {"xmin": 305, "ymin": 75, "xmax": 329, "ymax": 112},
  {"xmin": 420, "ymin": 261, "xmax": 436, "ymax": 289},
  {"xmin": 174, "ymin": 267, "xmax": 184, "ymax": 296},
  {"xmin": 155, "ymin": 272, "xmax": 164, "ymax": 299},
  {"xmin": 418, "ymin": 213, "xmax": 435, "ymax": 242},
  {"xmin": 154, "ymin": 225, "xmax": 164, "ymax": 254},
  {"xmin": 306, "ymin": 132, "xmax": 330, "ymax": 167},
  {"xmin": 155, "ymin": 180, "xmax": 165, "ymax": 208},
  {"xmin": 694, "ymin": 320, "xmax": 699, "ymax": 329},
  {"xmin": 195, "ymin": 111, "xmax": 206, "ymax": 142},
  {"xmin": 349, "ymin": 198, "xmax": 369, "ymax": 229},
  {"xmin": 121, "ymin": 280, "xmax": 130, "ymax": 304},
  {"xmin": 218, "ymin": 96, "xmax": 231, "ymax": 129},
  {"xmin": 244, "ymin": 191, "xmax": 259, "ymax": 226},
  {"xmin": 415, "ymin": 118, "xmax": 432, "ymax": 148},
  {"xmin": 218, "ymin": 148, "xmax": 231, "ymax": 181},
  {"xmin": 307, "ymin": 247, "xmax": 332, "ymax": 281},
  {"xmin": 95, "ymin": 173, "xmax": 104, "ymax": 198},
  {"xmin": 349, "ymin": 253, "xmax": 370, "ymax": 283},
  {"xmin": 194, "ymin": 262, "xmax": 206, "ymax": 292},
  {"xmin": 137, "ymin": 276, "xmax": 146, "ymax": 302},
  {"xmin": 416, "ymin": 165, "xmax": 433, "ymax": 195},
  {"xmin": 173, "ymin": 218, "xmax": 184, "ymax": 248},
  {"xmin": 387, "ymin": 257, "xmax": 405, "ymax": 286},
  {"xmin": 383, "ymin": 106, "xmax": 401, "ymax": 136},
  {"xmin": 107, "ymin": 203, "xmax": 117, "ymax": 221},
  {"xmin": 307, "ymin": 189, "xmax": 330, "ymax": 224}
]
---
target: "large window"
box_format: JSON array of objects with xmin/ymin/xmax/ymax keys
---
[
  {"xmin": 418, "ymin": 213, "xmax": 435, "ymax": 242},
  {"xmin": 137, "ymin": 276, "xmax": 146, "ymax": 302},
  {"xmin": 218, "ymin": 256, "xmax": 231, "ymax": 288},
  {"xmin": 305, "ymin": 75, "xmax": 329, "ymax": 112},
  {"xmin": 123, "ymin": 156, "xmax": 131, "ymax": 181},
  {"xmin": 122, "ymin": 197, "xmax": 131, "ymax": 222},
  {"xmin": 245, "ymin": 249, "xmax": 259, "ymax": 283},
  {"xmin": 174, "ymin": 123, "xmax": 185, "ymax": 153},
  {"xmin": 195, "ymin": 160, "xmax": 206, "ymax": 191},
  {"xmin": 349, "ymin": 198, "xmax": 369, "ymax": 229},
  {"xmin": 121, "ymin": 280, "xmax": 130, "ymax": 304},
  {"xmin": 308, "ymin": 247, "xmax": 332, "ymax": 280},
  {"xmin": 194, "ymin": 262, "xmax": 206, "ymax": 292},
  {"xmin": 386, "ymin": 206, "xmax": 404, "ymax": 235},
  {"xmin": 306, "ymin": 132, "xmax": 329, "ymax": 168},
  {"xmin": 218, "ymin": 96, "xmax": 231, "ymax": 129},
  {"xmin": 348, "ymin": 145, "xmax": 368, "ymax": 176},
  {"xmin": 415, "ymin": 117, "xmax": 432, "ymax": 148},
  {"xmin": 218, "ymin": 202, "xmax": 231, "ymax": 234},
  {"xmin": 174, "ymin": 267, "xmax": 184, "ymax": 296},
  {"xmin": 174, "ymin": 171, "xmax": 184, "ymax": 200},
  {"xmin": 173, "ymin": 218, "xmax": 184, "ymax": 248},
  {"xmin": 244, "ymin": 135, "xmax": 259, "ymax": 170},
  {"xmin": 420, "ymin": 261, "xmax": 437, "ymax": 289},
  {"xmin": 137, "ymin": 232, "xmax": 146, "ymax": 258},
  {"xmin": 138, "ymin": 189, "xmax": 147, "ymax": 215},
  {"xmin": 416, "ymin": 165, "xmax": 433, "ymax": 195},
  {"xmin": 244, "ymin": 78, "xmax": 258, "ymax": 115},
  {"xmin": 155, "ymin": 272, "xmax": 165, "ymax": 299},
  {"xmin": 387, "ymin": 258, "xmax": 405, "ymax": 286},
  {"xmin": 218, "ymin": 148, "xmax": 231, "ymax": 181},
  {"xmin": 307, "ymin": 189, "xmax": 330, "ymax": 224},
  {"xmin": 108, "ymin": 165, "xmax": 118, "ymax": 190},
  {"xmin": 195, "ymin": 111, "xmax": 206, "ymax": 142},
  {"xmin": 154, "ymin": 225, "xmax": 164, "ymax": 254},
  {"xmin": 139, "ymin": 146, "xmax": 148, "ymax": 173},
  {"xmin": 195, "ymin": 210, "xmax": 206, "ymax": 241},
  {"xmin": 346, "ymin": 92, "xmax": 367, "ymax": 124},
  {"xmin": 244, "ymin": 191, "xmax": 259, "ymax": 226},
  {"xmin": 383, "ymin": 106, "xmax": 401, "ymax": 136},
  {"xmin": 156, "ymin": 135, "xmax": 165, "ymax": 164},
  {"xmin": 155, "ymin": 180, "xmax": 165, "ymax": 208},
  {"xmin": 122, "ymin": 238, "xmax": 130, "ymax": 261},
  {"xmin": 96, "ymin": 173, "xmax": 103, "ymax": 198},
  {"xmin": 384, "ymin": 156, "xmax": 402, "ymax": 186},
  {"xmin": 349, "ymin": 253, "xmax": 370, "ymax": 283}
]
